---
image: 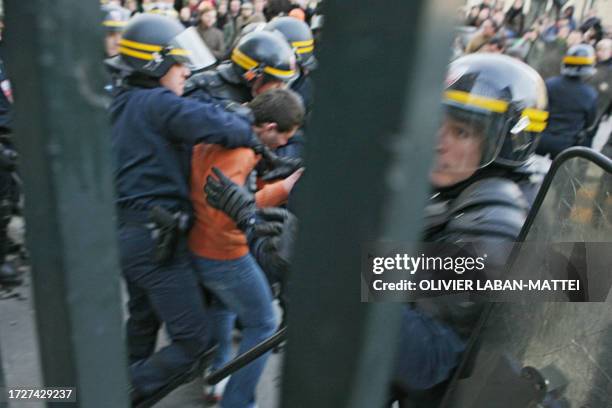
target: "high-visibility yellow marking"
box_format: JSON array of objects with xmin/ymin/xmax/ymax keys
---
[
  {"xmin": 232, "ymin": 49, "xmax": 295, "ymax": 78},
  {"xmin": 524, "ymin": 121, "xmax": 547, "ymax": 132},
  {"xmin": 521, "ymin": 108, "xmax": 549, "ymax": 133},
  {"xmin": 119, "ymin": 38, "xmax": 163, "ymax": 52},
  {"xmin": 522, "ymin": 108, "xmax": 549, "ymax": 122},
  {"xmin": 292, "ymin": 40, "xmax": 314, "ymax": 47},
  {"xmin": 119, "ymin": 46, "xmax": 155, "ymax": 60},
  {"xmin": 296, "ymin": 45, "xmax": 314, "ymax": 54},
  {"xmin": 231, "ymin": 49, "xmax": 259, "ymax": 69},
  {"xmin": 168, "ymin": 48, "xmax": 190, "ymax": 56},
  {"xmin": 563, "ymin": 56, "xmax": 595, "ymax": 65},
  {"xmin": 263, "ymin": 66, "xmax": 295, "ymax": 77},
  {"xmin": 444, "ymin": 90, "xmax": 509, "ymax": 113},
  {"xmin": 103, "ymin": 21, "xmax": 127, "ymax": 27}
]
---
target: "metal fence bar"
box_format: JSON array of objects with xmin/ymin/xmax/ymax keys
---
[
  {"xmin": 4, "ymin": 1, "xmax": 129, "ymax": 407},
  {"xmin": 282, "ymin": 1, "xmax": 460, "ymax": 407}
]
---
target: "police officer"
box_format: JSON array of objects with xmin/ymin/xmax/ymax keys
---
[
  {"xmin": 392, "ymin": 53, "xmax": 548, "ymax": 404},
  {"xmin": 184, "ymin": 30, "xmax": 297, "ymax": 104},
  {"xmin": 536, "ymin": 44, "xmax": 598, "ymax": 159},
  {"xmin": 105, "ymin": 14, "xmax": 263, "ymax": 402},
  {"xmin": 101, "ymin": 3, "xmax": 130, "ymax": 57},
  {"xmin": 265, "ymin": 16, "xmax": 318, "ymax": 160},
  {"xmin": 266, "ymin": 16, "xmax": 316, "ymax": 117}
]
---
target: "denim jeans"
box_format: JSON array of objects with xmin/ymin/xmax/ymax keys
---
[
  {"xmin": 193, "ymin": 253, "xmax": 277, "ymax": 408},
  {"xmin": 118, "ymin": 223, "xmax": 210, "ymax": 398},
  {"xmin": 394, "ymin": 306, "xmax": 465, "ymax": 391}
]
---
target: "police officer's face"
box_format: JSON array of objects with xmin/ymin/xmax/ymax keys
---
[
  {"xmin": 105, "ymin": 32, "xmax": 122, "ymax": 57},
  {"xmin": 430, "ymin": 115, "xmax": 483, "ymax": 188},
  {"xmin": 160, "ymin": 64, "xmax": 190, "ymax": 96}
]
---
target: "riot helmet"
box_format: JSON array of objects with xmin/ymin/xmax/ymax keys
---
[
  {"xmin": 265, "ymin": 16, "xmax": 317, "ymax": 71},
  {"xmin": 562, "ymin": 44, "xmax": 596, "ymax": 78},
  {"xmin": 101, "ymin": 5, "xmax": 130, "ymax": 33},
  {"xmin": 102, "ymin": 5, "xmax": 131, "ymax": 57},
  {"xmin": 436, "ymin": 54, "xmax": 548, "ymax": 181},
  {"xmin": 230, "ymin": 31, "xmax": 298, "ymax": 87},
  {"xmin": 105, "ymin": 13, "xmax": 216, "ymax": 78}
]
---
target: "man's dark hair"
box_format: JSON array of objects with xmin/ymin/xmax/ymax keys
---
[{"xmin": 248, "ymin": 89, "xmax": 305, "ymax": 132}]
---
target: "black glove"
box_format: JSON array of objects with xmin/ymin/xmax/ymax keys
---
[
  {"xmin": 255, "ymin": 145, "xmax": 303, "ymax": 181},
  {"xmin": 205, "ymin": 167, "xmax": 256, "ymax": 230},
  {"xmin": 253, "ymin": 207, "xmax": 297, "ymax": 269}
]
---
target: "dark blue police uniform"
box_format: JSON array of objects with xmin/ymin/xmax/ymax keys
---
[
  {"xmin": 110, "ymin": 84, "xmax": 256, "ymax": 397},
  {"xmin": 536, "ymin": 76, "xmax": 598, "ymax": 158}
]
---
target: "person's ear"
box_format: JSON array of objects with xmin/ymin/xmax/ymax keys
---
[{"xmin": 253, "ymin": 122, "xmax": 277, "ymax": 133}]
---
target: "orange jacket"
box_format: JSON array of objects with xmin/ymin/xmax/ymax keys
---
[{"xmin": 188, "ymin": 144, "xmax": 289, "ymax": 260}]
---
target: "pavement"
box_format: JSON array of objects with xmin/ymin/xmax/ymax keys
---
[
  {"xmin": 0, "ymin": 214, "xmax": 283, "ymax": 407},
  {"xmin": 0, "ymin": 266, "xmax": 283, "ymax": 408}
]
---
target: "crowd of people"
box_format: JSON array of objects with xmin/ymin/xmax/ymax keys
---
[
  {"xmin": 455, "ymin": 0, "xmax": 612, "ymax": 161},
  {"xmin": 0, "ymin": 1, "xmax": 611, "ymax": 407}
]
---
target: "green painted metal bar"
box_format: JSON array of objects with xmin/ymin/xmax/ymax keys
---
[
  {"xmin": 282, "ymin": 1, "xmax": 460, "ymax": 407},
  {"xmin": 0, "ymin": 342, "xmax": 5, "ymax": 392},
  {"xmin": 4, "ymin": 1, "xmax": 129, "ymax": 407}
]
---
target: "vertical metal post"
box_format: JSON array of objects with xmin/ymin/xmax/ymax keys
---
[
  {"xmin": 0, "ymin": 343, "xmax": 5, "ymax": 392},
  {"xmin": 282, "ymin": 1, "xmax": 459, "ymax": 407},
  {"xmin": 4, "ymin": 1, "xmax": 129, "ymax": 407}
]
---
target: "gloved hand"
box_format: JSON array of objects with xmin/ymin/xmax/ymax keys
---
[
  {"xmin": 254, "ymin": 145, "xmax": 304, "ymax": 181},
  {"xmin": 205, "ymin": 167, "xmax": 256, "ymax": 230},
  {"xmin": 253, "ymin": 207, "xmax": 297, "ymax": 269}
]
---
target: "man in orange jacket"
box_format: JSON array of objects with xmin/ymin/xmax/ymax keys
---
[{"xmin": 189, "ymin": 88, "xmax": 304, "ymax": 408}]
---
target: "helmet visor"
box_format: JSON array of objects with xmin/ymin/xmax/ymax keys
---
[
  {"xmin": 430, "ymin": 104, "xmax": 505, "ymax": 186},
  {"xmin": 167, "ymin": 27, "xmax": 216, "ymax": 72}
]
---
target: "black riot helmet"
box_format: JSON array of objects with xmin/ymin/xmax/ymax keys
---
[
  {"xmin": 265, "ymin": 16, "xmax": 317, "ymax": 71},
  {"xmin": 101, "ymin": 5, "xmax": 130, "ymax": 33},
  {"xmin": 562, "ymin": 44, "xmax": 596, "ymax": 78},
  {"xmin": 105, "ymin": 13, "xmax": 216, "ymax": 78},
  {"xmin": 441, "ymin": 54, "xmax": 548, "ymax": 170},
  {"xmin": 230, "ymin": 30, "xmax": 298, "ymax": 86}
]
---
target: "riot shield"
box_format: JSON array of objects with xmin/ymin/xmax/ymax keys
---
[{"xmin": 441, "ymin": 148, "xmax": 612, "ymax": 408}]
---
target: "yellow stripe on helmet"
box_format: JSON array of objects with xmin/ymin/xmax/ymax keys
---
[
  {"xmin": 168, "ymin": 48, "xmax": 190, "ymax": 56},
  {"xmin": 263, "ymin": 66, "xmax": 296, "ymax": 78},
  {"xmin": 118, "ymin": 46, "xmax": 155, "ymax": 60},
  {"xmin": 103, "ymin": 21, "xmax": 128, "ymax": 27},
  {"xmin": 295, "ymin": 45, "xmax": 314, "ymax": 54},
  {"xmin": 520, "ymin": 108, "xmax": 549, "ymax": 133},
  {"xmin": 522, "ymin": 108, "xmax": 549, "ymax": 122},
  {"xmin": 444, "ymin": 90, "xmax": 509, "ymax": 113},
  {"xmin": 119, "ymin": 38, "xmax": 163, "ymax": 52},
  {"xmin": 563, "ymin": 56, "xmax": 595, "ymax": 65},
  {"xmin": 524, "ymin": 121, "xmax": 547, "ymax": 133},
  {"xmin": 231, "ymin": 49, "xmax": 259, "ymax": 70},
  {"xmin": 292, "ymin": 39, "xmax": 314, "ymax": 48},
  {"xmin": 232, "ymin": 48, "xmax": 295, "ymax": 78}
]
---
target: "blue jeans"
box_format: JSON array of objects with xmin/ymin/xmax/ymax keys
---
[
  {"xmin": 194, "ymin": 253, "xmax": 277, "ymax": 408},
  {"xmin": 394, "ymin": 306, "xmax": 465, "ymax": 391},
  {"xmin": 118, "ymin": 223, "xmax": 210, "ymax": 398}
]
